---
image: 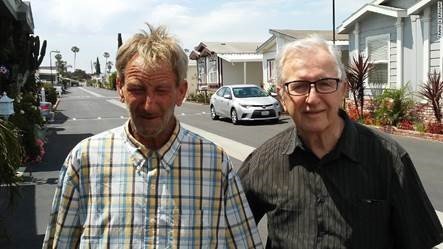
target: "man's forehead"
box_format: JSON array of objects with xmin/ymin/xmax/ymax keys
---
[
  {"xmin": 126, "ymin": 55, "xmax": 172, "ymax": 74},
  {"xmin": 281, "ymin": 50, "xmax": 337, "ymax": 79}
]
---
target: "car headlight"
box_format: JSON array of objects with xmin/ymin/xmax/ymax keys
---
[{"xmin": 239, "ymin": 104, "xmax": 251, "ymax": 108}]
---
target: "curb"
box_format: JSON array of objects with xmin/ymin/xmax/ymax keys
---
[{"xmin": 368, "ymin": 125, "xmax": 443, "ymax": 143}]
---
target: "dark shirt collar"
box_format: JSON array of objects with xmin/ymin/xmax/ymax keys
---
[{"xmin": 282, "ymin": 109, "xmax": 359, "ymax": 163}]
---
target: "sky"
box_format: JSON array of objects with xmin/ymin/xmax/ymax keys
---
[{"xmin": 30, "ymin": 0, "xmax": 369, "ymax": 73}]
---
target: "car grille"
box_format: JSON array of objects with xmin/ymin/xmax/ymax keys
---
[
  {"xmin": 250, "ymin": 104, "xmax": 273, "ymax": 108},
  {"xmin": 251, "ymin": 109, "xmax": 277, "ymax": 118}
]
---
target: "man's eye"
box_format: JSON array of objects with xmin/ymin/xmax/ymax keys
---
[
  {"xmin": 290, "ymin": 83, "xmax": 308, "ymax": 91},
  {"xmin": 128, "ymin": 88, "xmax": 144, "ymax": 93},
  {"xmin": 156, "ymin": 88, "xmax": 171, "ymax": 94}
]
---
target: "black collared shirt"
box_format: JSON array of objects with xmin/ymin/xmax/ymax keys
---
[{"xmin": 238, "ymin": 110, "xmax": 443, "ymax": 249}]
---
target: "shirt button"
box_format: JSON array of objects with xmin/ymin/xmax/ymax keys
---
[{"xmin": 316, "ymin": 196, "xmax": 325, "ymax": 204}]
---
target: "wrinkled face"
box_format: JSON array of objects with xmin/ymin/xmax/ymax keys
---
[
  {"xmin": 117, "ymin": 55, "xmax": 187, "ymax": 140},
  {"xmin": 278, "ymin": 48, "xmax": 346, "ymax": 136}
]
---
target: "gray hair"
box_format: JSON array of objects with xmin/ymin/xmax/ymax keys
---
[
  {"xmin": 275, "ymin": 35, "xmax": 346, "ymax": 85},
  {"xmin": 116, "ymin": 23, "xmax": 188, "ymax": 85}
]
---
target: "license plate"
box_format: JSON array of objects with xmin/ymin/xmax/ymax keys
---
[{"xmin": 261, "ymin": 111, "xmax": 269, "ymax": 116}]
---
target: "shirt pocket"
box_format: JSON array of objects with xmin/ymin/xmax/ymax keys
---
[
  {"xmin": 173, "ymin": 209, "xmax": 211, "ymax": 248},
  {"xmin": 351, "ymin": 199, "xmax": 390, "ymax": 248}
]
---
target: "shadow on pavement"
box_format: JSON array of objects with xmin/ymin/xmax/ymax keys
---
[
  {"xmin": 27, "ymin": 131, "xmax": 93, "ymax": 173},
  {"xmin": 0, "ymin": 185, "xmax": 44, "ymax": 249},
  {"xmin": 48, "ymin": 111, "xmax": 70, "ymax": 125},
  {"xmin": 0, "ymin": 114, "xmax": 94, "ymax": 248}
]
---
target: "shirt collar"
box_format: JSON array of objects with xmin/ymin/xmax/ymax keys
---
[
  {"xmin": 123, "ymin": 119, "xmax": 183, "ymax": 171},
  {"xmin": 333, "ymin": 109, "xmax": 359, "ymax": 162},
  {"xmin": 282, "ymin": 109, "xmax": 359, "ymax": 163}
]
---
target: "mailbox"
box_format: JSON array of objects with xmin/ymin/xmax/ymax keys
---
[{"xmin": 0, "ymin": 92, "xmax": 14, "ymax": 120}]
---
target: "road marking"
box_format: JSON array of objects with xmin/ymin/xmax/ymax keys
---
[
  {"xmin": 78, "ymin": 87, "xmax": 105, "ymax": 97},
  {"xmin": 107, "ymin": 99, "xmax": 126, "ymax": 109},
  {"xmin": 180, "ymin": 123, "xmax": 255, "ymax": 161}
]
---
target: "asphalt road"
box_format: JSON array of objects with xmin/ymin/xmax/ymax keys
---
[{"xmin": 1, "ymin": 86, "xmax": 442, "ymax": 248}]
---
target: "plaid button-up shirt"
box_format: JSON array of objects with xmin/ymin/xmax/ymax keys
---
[{"xmin": 42, "ymin": 121, "xmax": 263, "ymax": 249}]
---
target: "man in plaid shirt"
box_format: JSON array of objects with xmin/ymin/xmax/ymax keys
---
[{"xmin": 42, "ymin": 23, "xmax": 262, "ymax": 249}]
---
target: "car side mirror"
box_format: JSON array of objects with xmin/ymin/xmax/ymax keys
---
[
  {"xmin": 223, "ymin": 94, "xmax": 232, "ymax": 99},
  {"xmin": 270, "ymin": 92, "xmax": 277, "ymax": 97}
]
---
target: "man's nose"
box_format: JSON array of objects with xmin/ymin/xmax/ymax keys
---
[
  {"xmin": 143, "ymin": 93, "xmax": 156, "ymax": 109},
  {"xmin": 305, "ymin": 83, "xmax": 320, "ymax": 102}
]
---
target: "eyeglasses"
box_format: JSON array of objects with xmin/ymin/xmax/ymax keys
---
[{"xmin": 283, "ymin": 78, "xmax": 340, "ymax": 96}]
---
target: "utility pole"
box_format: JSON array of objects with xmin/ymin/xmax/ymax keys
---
[
  {"xmin": 49, "ymin": 50, "xmax": 60, "ymax": 85},
  {"xmin": 333, "ymin": 0, "xmax": 336, "ymax": 44}
]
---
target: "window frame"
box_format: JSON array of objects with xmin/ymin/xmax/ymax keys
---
[
  {"xmin": 365, "ymin": 33, "xmax": 391, "ymax": 88},
  {"xmin": 267, "ymin": 59, "xmax": 275, "ymax": 83},
  {"xmin": 207, "ymin": 55, "xmax": 218, "ymax": 84}
]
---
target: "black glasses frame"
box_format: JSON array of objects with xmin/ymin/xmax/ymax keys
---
[{"xmin": 283, "ymin": 78, "xmax": 340, "ymax": 96}]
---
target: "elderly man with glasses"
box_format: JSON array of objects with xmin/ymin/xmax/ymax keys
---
[{"xmin": 238, "ymin": 36, "xmax": 443, "ymax": 249}]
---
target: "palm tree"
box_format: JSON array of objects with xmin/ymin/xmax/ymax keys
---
[
  {"xmin": 106, "ymin": 61, "xmax": 113, "ymax": 74},
  {"xmin": 103, "ymin": 52, "xmax": 110, "ymax": 76},
  {"xmin": 71, "ymin": 46, "xmax": 80, "ymax": 71}
]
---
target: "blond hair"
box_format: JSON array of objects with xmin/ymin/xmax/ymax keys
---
[{"xmin": 116, "ymin": 23, "xmax": 188, "ymax": 85}]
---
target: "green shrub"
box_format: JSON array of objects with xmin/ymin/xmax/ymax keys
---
[
  {"xmin": 9, "ymin": 92, "xmax": 44, "ymax": 162},
  {"xmin": 373, "ymin": 85, "xmax": 415, "ymax": 126},
  {"xmin": 0, "ymin": 119, "xmax": 23, "ymax": 186},
  {"xmin": 42, "ymin": 83, "xmax": 57, "ymax": 105},
  {"xmin": 108, "ymin": 72, "xmax": 117, "ymax": 90},
  {"xmin": 187, "ymin": 92, "xmax": 212, "ymax": 104},
  {"xmin": 414, "ymin": 121, "xmax": 426, "ymax": 133}
]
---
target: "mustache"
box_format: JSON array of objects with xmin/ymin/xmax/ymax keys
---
[{"xmin": 132, "ymin": 111, "xmax": 161, "ymax": 119}]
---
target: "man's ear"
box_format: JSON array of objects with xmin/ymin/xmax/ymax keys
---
[
  {"xmin": 116, "ymin": 77, "xmax": 124, "ymax": 101},
  {"xmin": 276, "ymin": 84, "xmax": 287, "ymax": 112},
  {"xmin": 176, "ymin": 80, "xmax": 188, "ymax": 106}
]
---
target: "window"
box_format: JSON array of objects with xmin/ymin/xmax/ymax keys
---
[
  {"xmin": 216, "ymin": 87, "xmax": 226, "ymax": 97},
  {"xmin": 208, "ymin": 56, "xmax": 218, "ymax": 83},
  {"xmin": 267, "ymin": 59, "xmax": 275, "ymax": 83},
  {"xmin": 366, "ymin": 35, "xmax": 389, "ymax": 86},
  {"xmin": 197, "ymin": 58, "xmax": 206, "ymax": 84}
]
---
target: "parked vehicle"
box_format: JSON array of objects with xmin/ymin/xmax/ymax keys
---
[
  {"xmin": 39, "ymin": 101, "xmax": 53, "ymax": 121},
  {"xmin": 210, "ymin": 84, "xmax": 281, "ymax": 125}
]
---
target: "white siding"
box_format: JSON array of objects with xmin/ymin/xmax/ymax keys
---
[
  {"xmin": 222, "ymin": 60, "xmax": 244, "ymax": 85},
  {"xmin": 262, "ymin": 50, "xmax": 276, "ymax": 87},
  {"xmin": 245, "ymin": 62, "xmax": 263, "ymax": 86},
  {"xmin": 430, "ymin": 42, "xmax": 441, "ymax": 73},
  {"xmin": 390, "ymin": 39, "xmax": 397, "ymax": 87},
  {"xmin": 359, "ymin": 14, "xmax": 397, "ymax": 87},
  {"xmin": 186, "ymin": 65, "xmax": 198, "ymax": 94}
]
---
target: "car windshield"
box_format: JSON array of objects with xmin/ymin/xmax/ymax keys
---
[{"xmin": 232, "ymin": 87, "xmax": 268, "ymax": 98}]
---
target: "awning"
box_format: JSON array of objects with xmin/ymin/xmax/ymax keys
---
[{"xmin": 218, "ymin": 53, "xmax": 263, "ymax": 63}]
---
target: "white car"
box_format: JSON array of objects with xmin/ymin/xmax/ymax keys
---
[{"xmin": 209, "ymin": 84, "xmax": 281, "ymax": 125}]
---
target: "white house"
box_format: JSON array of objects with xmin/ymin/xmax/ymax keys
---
[
  {"xmin": 257, "ymin": 29, "xmax": 349, "ymax": 91},
  {"xmin": 189, "ymin": 42, "xmax": 263, "ymax": 91},
  {"xmin": 338, "ymin": 0, "xmax": 442, "ymax": 92}
]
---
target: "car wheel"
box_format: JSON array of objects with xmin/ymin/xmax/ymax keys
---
[
  {"xmin": 231, "ymin": 109, "xmax": 239, "ymax": 125},
  {"xmin": 210, "ymin": 105, "xmax": 219, "ymax": 120}
]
